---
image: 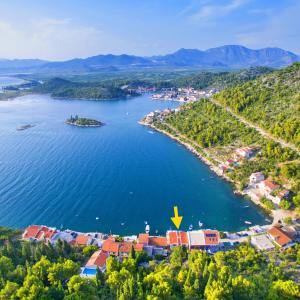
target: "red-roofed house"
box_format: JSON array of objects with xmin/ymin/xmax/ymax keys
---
[
  {"xmin": 86, "ymin": 250, "xmax": 108, "ymax": 272},
  {"xmin": 203, "ymin": 230, "xmax": 220, "ymax": 246},
  {"xmin": 188, "ymin": 230, "xmax": 220, "ymax": 249},
  {"xmin": 22, "ymin": 225, "xmax": 41, "ymax": 241},
  {"xmin": 148, "ymin": 236, "xmax": 168, "ymax": 248},
  {"xmin": 138, "ymin": 233, "xmax": 149, "ymax": 245},
  {"xmin": 259, "ymin": 180, "xmax": 280, "ymax": 195},
  {"xmin": 75, "ymin": 235, "xmax": 92, "ymax": 247},
  {"xmin": 102, "ymin": 239, "xmax": 119, "ymax": 256},
  {"xmin": 268, "ymin": 227, "xmax": 294, "ymax": 248},
  {"xmin": 167, "ymin": 231, "xmax": 189, "ymax": 247},
  {"xmin": 22, "ymin": 225, "xmax": 58, "ymax": 243}
]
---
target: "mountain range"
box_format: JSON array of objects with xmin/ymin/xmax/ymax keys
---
[{"xmin": 0, "ymin": 45, "xmax": 299, "ymax": 73}]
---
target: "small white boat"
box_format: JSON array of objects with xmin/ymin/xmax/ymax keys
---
[
  {"xmin": 244, "ymin": 205, "xmax": 250, "ymax": 208},
  {"xmin": 121, "ymin": 222, "xmax": 125, "ymax": 226},
  {"xmin": 95, "ymin": 217, "xmax": 99, "ymax": 220},
  {"xmin": 198, "ymin": 221, "xmax": 203, "ymax": 228},
  {"xmin": 245, "ymin": 221, "xmax": 252, "ymax": 225},
  {"xmin": 148, "ymin": 130, "xmax": 154, "ymax": 134},
  {"xmin": 145, "ymin": 224, "xmax": 150, "ymax": 233},
  {"xmin": 144, "ymin": 221, "xmax": 148, "ymax": 225},
  {"xmin": 189, "ymin": 224, "xmax": 193, "ymax": 230}
]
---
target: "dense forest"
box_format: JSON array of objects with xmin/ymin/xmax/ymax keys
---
[
  {"xmin": 0, "ymin": 226, "xmax": 299, "ymax": 299},
  {"xmin": 214, "ymin": 63, "xmax": 300, "ymax": 148},
  {"xmin": 33, "ymin": 78, "xmax": 136, "ymax": 100}
]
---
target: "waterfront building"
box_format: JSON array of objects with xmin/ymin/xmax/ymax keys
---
[{"xmin": 267, "ymin": 226, "xmax": 295, "ymax": 248}]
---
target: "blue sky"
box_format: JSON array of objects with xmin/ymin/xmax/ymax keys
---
[{"xmin": 0, "ymin": 0, "xmax": 299, "ymax": 60}]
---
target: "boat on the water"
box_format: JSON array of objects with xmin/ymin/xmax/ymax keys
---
[
  {"xmin": 245, "ymin": 221, "xmax": 252, "ymax": 225},
  {"xmin": 145, "ymin": 224, "xmax": 150, "ymax": 234},
  {"xmin": 198, "ymin": 221, "xmax": 203, "ymax": 228},
  {"xmin": 189, "ymin": 224, "xmax": 193, "ymax": 230}
]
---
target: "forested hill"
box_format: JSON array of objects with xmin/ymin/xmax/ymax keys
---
[
  {"xmin": 168, "ymin": 66, "xmax": 273, "ymax": 90},
  {"xmin": 34, "ymin": 77, "xmax": 135, "ymax": 100},
  {"xmin": 214, "ymin": 62, "xmax": 300, "ymax": 148}
]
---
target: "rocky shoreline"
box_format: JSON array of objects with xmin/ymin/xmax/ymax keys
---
[{"xmin": 140, "ymin": 120, "xmax": 277, "ymax": 222}]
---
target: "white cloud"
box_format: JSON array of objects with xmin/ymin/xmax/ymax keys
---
[
  {"xmin": 236, "ymin": 2, "xmax": 300, "ymax": 53},
  {"xmin": 190, "ymin": 0, "xmax": 250, "ymax": 21},
  {"xmin": 0, "ymin": 18, "xmax": 123, "ymax": 60}
]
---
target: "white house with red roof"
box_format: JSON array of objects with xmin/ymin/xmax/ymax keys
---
[{"xmin": 258, "ymin": 180, "xmax": 280, "ymax": 203}]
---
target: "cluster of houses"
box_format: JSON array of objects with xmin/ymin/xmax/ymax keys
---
[
  {"xmin": 218, "ymin": 146, "xmax": 291, "ymax": 207},
  {"xmin": 251, "ymin": 225, "xmax": 297, "ymax": 251},
  {"xmin": 22, "ymin": 223, "xmax": 299, "ymax": 277},
  {"xmin": 141, "ymin": 107, "xmax": 180, "ymax": 125},
  {"xmin": 151, "ymin": 87, "xmax": 218, "ymax": 102},
  {"xmin": 248, "ymin": 172, "xmax": 291, "ymax": 206},
  {"xmin": 219, "ymin": 146, "xmax": 255, "ymax": 173},
  {"xmin": 22, "ymin": 225, "xmax": 220, "ymax": 276}
]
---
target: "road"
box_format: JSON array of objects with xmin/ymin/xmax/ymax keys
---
[{"xmin": 209, "ymin": 98, "xmax": 300, "ymax": 155}]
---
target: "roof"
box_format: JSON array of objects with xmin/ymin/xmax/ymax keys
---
[
  {"xmin": 23, "ymin": 225, "xmax": 57, "ymax": 240},
  {"xmin": 277, "ymin": 189, "xmax": 290, "ymax": 199},
  {"xmin": 188, "ymin": 230, "xmax": 220, "ymax": 246},
  {"xmin": 134, "ymin": 243, "xmax": 144, "ymax": 252},
  {"xmin": 203, "ymin": 230, "xmax": 220, "ymax": 245},
  {"xmin": 188, "ymin": 231, "xmax": 205, "ymax": 246},
  {"xmin": 102, "ymin": 239, "xmax": 119, "ymax": 254},
  {"xmin": 86, "ymin": 250, "xmax": 108, "ymax": 268},
  {"xmin": 167, "ymin": 231, "xmax": 189, "ymax": 246},
  {"xmin": 23, "ymin": 225, "xmax": 41, "ymax": 239},
  {"xmin": 138, "ymin": 233, "xmax": 149, "ymax": 245},
  {"xmin": 75, "ymin": 235, "xmax": 90, "ymax": 246},
  {"xmin": 268, "ymin": 227, "xmax": 292, "ymax": 247},
  {"xmin": 149, "ymin": 236, "xmax": 167, "ymax": 247},
  {"xmin": 119, "ymin": 242, "xmax": 132, "ymax": 253},
  {"xmin": 262, "ymin": 180, "xmax": 279, "ymax": 191}
]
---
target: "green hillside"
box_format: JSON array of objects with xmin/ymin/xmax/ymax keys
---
[
  {"xmin": 214, "ymin": 63, "xmax": 300, "ymax": 148},
  {"xmin": 34, "ymin": 77, "xmax": 135, "ymax": 100}
]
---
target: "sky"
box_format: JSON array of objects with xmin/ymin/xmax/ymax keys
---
[{"xmin": 0, "ymin": 0, "xmax": 299, "ymax": 60}]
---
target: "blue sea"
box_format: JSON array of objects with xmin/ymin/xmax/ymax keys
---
[{"xmin": 0, "ymin": 90, "xmax": 267, "ymax": 235}]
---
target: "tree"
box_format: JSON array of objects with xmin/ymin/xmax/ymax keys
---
[
  {"xmin": 82, "ymin": 245, "xmax": 98, "ymax": 257},
  {"xmin": 280, "ymin": 199, "xmax": 291, "ymax": 210},
  {"xmin": 170, "ymin": 246, "xmax": 187, "ymax": 268},
  {"xmin": 0, "ymin": 281, "xmax": 18, "ymax": 300}
]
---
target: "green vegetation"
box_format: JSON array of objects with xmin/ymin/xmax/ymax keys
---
[
  {"xmin": 0, "ymin": 228, "xmax": 299, "ymax": 299},
  {"xmin": 159, "ymin": 99, "xmax": 299, "ymax": 196},
  {"xmin": 66, "ymin": 115, "xmax": 103, "ymax": 127},
  {"xmin": 260, "ymin": 197, "xmax": 276, "ymax": 211},
  {"xmin": 168, "ymin": 66, "xmax": 273, "ymax": 90},
  {"xmin": 34, "ymin": 77, "xmax": 137, "ymax": 100},
  {"xmin": 214, "ymin": 63, "xmax": 300, "ymax": 148}
]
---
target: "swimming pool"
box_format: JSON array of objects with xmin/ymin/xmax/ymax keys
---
[{"xmin": 81, "ymin": 267, "xmax": 97, "ymax": 277}]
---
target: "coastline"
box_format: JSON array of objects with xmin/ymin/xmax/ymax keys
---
[{"xmin": 140, "ymin": 120, "xmax": 276, "ymax": 222}]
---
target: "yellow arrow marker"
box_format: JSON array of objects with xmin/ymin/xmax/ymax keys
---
[{"xmin": 171, "ymin": 206, "xmax": 183, "ymax": 229}]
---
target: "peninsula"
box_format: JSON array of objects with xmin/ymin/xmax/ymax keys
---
[{"xmin": 66, "ymin": 115, "xmax": 104, "ymax": 127}]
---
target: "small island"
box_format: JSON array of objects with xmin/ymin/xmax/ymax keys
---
[{"xmin": 65, "ymin": 115, "xmax": 104, "ymax": 127}]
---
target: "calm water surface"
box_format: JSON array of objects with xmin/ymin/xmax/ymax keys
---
[{"xmin": 0, "ymin": 93, "xmax": 267, "ymax": 234}]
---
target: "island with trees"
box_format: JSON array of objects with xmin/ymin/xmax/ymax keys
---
[{"xmin": 66, "ymin": 115, "xmax": 104, "ymax": 127}]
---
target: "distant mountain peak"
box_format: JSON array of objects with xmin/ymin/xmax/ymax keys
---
[{"xmin": 0, "ymin": 45, "xmax": 298, "ymax": 73}]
